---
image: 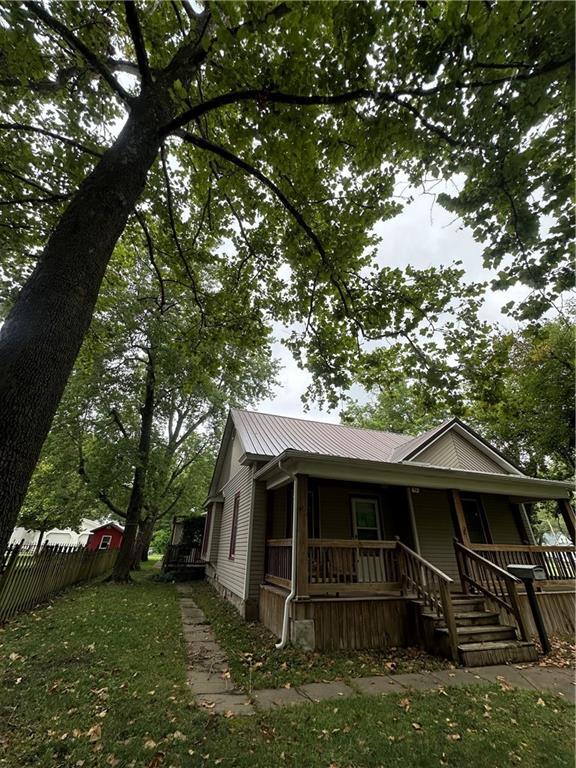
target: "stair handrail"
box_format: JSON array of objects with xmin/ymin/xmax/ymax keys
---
[
  {"xmin": 454, "ymin": 539, "xmax": 529, "ymax": 641},
  {"xmin": 396, "ymin": 541, "xmax": 459, "ymax": 662}
]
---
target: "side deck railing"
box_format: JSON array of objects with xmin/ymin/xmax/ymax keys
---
[
  {"xmin": 164, "ymin": 544, "xmax": 204, "ymax": 568},
  {"xmin": 454, "ymin": 540, "xmax": 529, "ymax": 641},
  {"xmin": 470, "ymin": 544, "xmax": 575, "ymax": 582}
]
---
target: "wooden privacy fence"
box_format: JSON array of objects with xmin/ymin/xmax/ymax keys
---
[{"xmin": 0, "ymin": 542, "xmax": 118, "ymax": 623}]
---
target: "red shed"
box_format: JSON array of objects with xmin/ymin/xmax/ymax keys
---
[{"xmin": 86, "ymin": 522, "xmax": 124, "ymax": 551}]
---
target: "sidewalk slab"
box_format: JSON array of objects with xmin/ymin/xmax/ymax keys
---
[
  {"xmin": 187, "ymin": 670, "xmax": 236, "ymax": 695},
  {"xmin": 198, "ymin": 693, "xmax": 255, "ymax": 716},
  {"xmin": 253, "ymin": 686, "xmax": 309, "ymax": 710},
  {"xmin": 392, "ymin": 672, "xmax": 443, "ymax": 690},
  {"xmin": 465, "ymin": 665, "xmax": 537, "ymax": 690},
  {"xmin": 297, "ymin": 681, "xmax": 355, "ymax": 702},
  {"xmin": 517, "ymin": 667, "xmax": 575, "ymax": 703},
  {"xmin": 432, "ymin": 669, "xmax": 482, "ymax": 687},
  {"xmin": 351, "ymin": 675, "xmax": 406, "ymax": 696}
]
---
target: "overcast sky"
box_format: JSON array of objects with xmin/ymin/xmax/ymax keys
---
[{"xmin": 257, "ymin": 187, "xmax": 526, "ymax": 424}]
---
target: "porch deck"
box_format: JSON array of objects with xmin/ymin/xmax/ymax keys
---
[{"xmin": 262, "ymin": 537, "xmax": 575, "ymax": 662}]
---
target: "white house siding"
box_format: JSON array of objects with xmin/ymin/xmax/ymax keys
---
[
  {"xmin": 216, "ymin": 431, "xmax": 244, "ymax": 492},
  {"xmin": 411, "ymin": 488, "xmax": 459, "ymax": 582},
  {"xmin": 416, "ymin": 432, "xmax": 505, "ymax": 474},
  {"xmin": 211, "ymin": 465, "xmax": 254, "ymax": 606},
  {"xmin": 482, "ymin": 494, "xmax": 523, "ymax": 544}
]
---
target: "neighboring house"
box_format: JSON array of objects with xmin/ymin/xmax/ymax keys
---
[
  {"xmin": 86, "ymin": 522, "xmax": 124, "ymax": 551},
  {"xmin": 202, "ymin": 409, "xmax": 575, "ymax": 666},
  {"xmin": 10, "ymin": 517, "xmax": 105, "ymax": 548}
]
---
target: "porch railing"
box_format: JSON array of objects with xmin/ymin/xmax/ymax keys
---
[
  {"xmin": 396, "ymin": 541, "xmax": 459, "ymax": 661},
  {"xmin": 470, "ymin": 544, "xmax": 575, "ymax": 581},
  {"xmin": 264, "ymin": 539, "xmax": 292, "ymax": 588},
  {"xmin": 307, "ymin": 539, "xmax": 399, "ymax": 590},
  {"xmin": 454, "ymin": 540, "xmax": 529, "ymax": 641},
  {"xmin": 164, "ymin": 544, "xmax": 204, "ymax": 568}
]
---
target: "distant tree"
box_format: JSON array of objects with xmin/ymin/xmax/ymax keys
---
[
  {"xmin": 343, "ymin": 318, "xmax": 574, "ymax": 480},
  {"xmin": 0, "ymin": 2, "xmax": 573, "ymax": 558}
]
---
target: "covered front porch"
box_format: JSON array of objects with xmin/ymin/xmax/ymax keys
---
[
  {"xmin": 263, "ymin": 476, "xmax": 575, "ymax": 596},
  {"xmin": 258, "ymin": 466, "xmax": 575, "ymax": 660}
]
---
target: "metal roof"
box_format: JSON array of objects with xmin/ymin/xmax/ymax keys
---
[{"xmin": 231, "ymin": 409, "xmax": 413, "ymax": 462}]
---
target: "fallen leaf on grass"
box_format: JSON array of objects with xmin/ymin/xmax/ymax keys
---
[
  {"xmin": 146, "ymin": 752, "xmax": 165, "ymax": 768},
  {"xmin": 143, "ymin": 739, "xmax": 158, "ymax": 750},
  {"xmin": 86, "ymin": 725, "xmax": 101, "ymax": 742},
  {"xmin": 411, "ymin": 722, "xmax": 422, "ymax": 731},
  {"xmin": 447, "ymin": 734, "xmax": 461, "ymax": 741},
  {"xmin": 399, "ymin": 698, "xmax": 411, "ymax": 711}
]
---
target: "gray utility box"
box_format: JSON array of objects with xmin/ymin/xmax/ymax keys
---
[{"xmin": 507, "ymin": 564, "xmax": 546, "ymax": 581}]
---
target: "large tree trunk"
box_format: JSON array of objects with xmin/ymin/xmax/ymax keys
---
[
  {"xmin": 0, "ymin": 89, "xmax": 171, "ymax": 559},
  {"xmin": 110, "ymin": 352, "xmax": 156, "ymax": 581},
  {"xmin": 131, "ymin": 514, "xmax": 156, "ymax": 570}
]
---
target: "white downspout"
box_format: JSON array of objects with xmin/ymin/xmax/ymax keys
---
[{"xmin": 275, "ymin": 462, "xmax": 297, "ymax": 650}]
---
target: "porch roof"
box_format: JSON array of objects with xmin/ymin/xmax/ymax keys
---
[{"xmin": 254, "ymin": 449, "xmax": 573, "ymax": 501}]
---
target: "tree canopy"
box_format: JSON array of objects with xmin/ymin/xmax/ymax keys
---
[
  {"xmin": 0, "ymin": 1, "xmax": 573, "ymax": 556},
  {"xmin": 342, "ymin": 317, "xmax": 575, "ymax": 480}
]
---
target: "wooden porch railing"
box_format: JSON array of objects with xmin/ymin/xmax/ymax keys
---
[
  {"xmin": 396, "ymin": 541, "xmax": 459, "ymax": 661},
  {"xmin": 470, "ymin": 544, "xmax": 576, "ymax": 581},
  {"xmin": 264, "ymin": 539, "xmax": 292, "ymax": 588},
  {"xmin": 307, "ymin": 539, "xmax": 399, "ymax": 589},
  {"xmin": 454, "ymin": 540, "xmax": 529, "ymax": 641},
  {"xmin": 164, "ymin": 544, "xmax": 204, "ymax": 568}
]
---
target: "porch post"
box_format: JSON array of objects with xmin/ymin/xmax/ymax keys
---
[
  {"xmin": 558, "ymin": 499, "xmax": 576, "ymax": 545},
  {"xmin": 451, "ymin": 489, "xmax": 471, "ymax": 546},
  {"xmin": 295, "ymin": 474, "xmax": 309, "ymax": 597}
]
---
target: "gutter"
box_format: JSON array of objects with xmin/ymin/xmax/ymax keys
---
[
  {"xmin": 275, "ymin": 459, "xmax": 298, "ymax": 650},
  {"xmin": 254, "ymin": 450, "xmax": 573, "ymax": 499}
]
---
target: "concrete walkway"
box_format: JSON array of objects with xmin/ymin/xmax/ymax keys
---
[{"xmin": 177, "ymin": 586, "xmax": 574, "ymax": 717}]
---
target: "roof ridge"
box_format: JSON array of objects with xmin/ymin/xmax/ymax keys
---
[{"xmin": 231, "ymin": 407, "xmax": 413, "ymax": 440}]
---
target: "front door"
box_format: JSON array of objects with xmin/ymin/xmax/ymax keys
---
[{"xmin": 351, "ymin": 497, "xmax": 383, "ymax": 582}]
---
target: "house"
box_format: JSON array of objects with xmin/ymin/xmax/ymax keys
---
[
  {"xmin": 10, "ymin": 517, "xmax": 106, "ymax": 548},
  {"xmin": 86, "ymin": 522, "xmax": 124, "ymax": 551},
  {"xmin": 202, "ymin": 410, "xmax": 575, "ymax": 665}
]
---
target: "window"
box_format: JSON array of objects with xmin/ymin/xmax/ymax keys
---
[
  {"xmin": 201, "ymin": 507, "xmax": 212, "ymax": 558},
  {"xmin": 351, "ymin": 497, "xmax": 382, "ymax": 540},
  {"xmin": 99, "ymin": 535, "xmax": 112, "ymax": 550},
  {"xmin": 229, "ymin": 493, "xmax": 239, "ymax": 559}
]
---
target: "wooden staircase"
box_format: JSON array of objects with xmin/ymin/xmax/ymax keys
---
[
  {"xmin": 397, "ymin": 540, "xmax": 539, "ymax": 667},
  {"xmin": 417, "ymin": 594, "xmax": 538, "ymax": 666}
]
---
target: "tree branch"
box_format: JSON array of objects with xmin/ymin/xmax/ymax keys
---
[
  {"xmin": 124, "ymin": 1, "xmax": 152, "ymax": 85},
  {"xmin": 0, "ymin": 122, "xmax": 103, "ymax": 157},
  {"xmin": 24, "ymin": 1, "xmax": 134, "ymax": 105},
  {"xmin": 134, "ymin": 210, "xmax": 166, "ymax": 313},
  {"xmin": 176, "ymin": 129, "xmax": 353, "ymax": 317},
  {"xmin": 163, "ymin": 54, "xmax": 572, "ymax": 136}
]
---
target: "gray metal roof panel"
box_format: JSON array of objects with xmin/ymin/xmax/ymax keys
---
[{"xmin": 230, "ymin": 409, "xmax": 413, "ymax": 463}]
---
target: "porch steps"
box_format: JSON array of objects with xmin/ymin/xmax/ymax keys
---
[
  {"xmin": 414, "ymin": 595, "xmax": 539, "ymax": 666},
  {"xmin": 459, "ymin": 640, "xmax": 538, "ymax": 667}
]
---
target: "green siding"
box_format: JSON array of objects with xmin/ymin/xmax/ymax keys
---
[
  {"xmin": 481, "ymin": 494, "xmax": 523, "ymax": 544},
  {"xmin": 411, "ymin": 489, "xmax": 459, "ymax": 581}
]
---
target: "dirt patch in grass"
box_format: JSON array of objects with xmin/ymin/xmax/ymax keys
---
[{"xmin": 188, "ymin": 581, "xmax": 452, "ymax": 691}]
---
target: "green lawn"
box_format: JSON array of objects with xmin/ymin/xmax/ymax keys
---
[{"xmin": 0, "ymin": 569, "xmax": 573, "ymax": 768}]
